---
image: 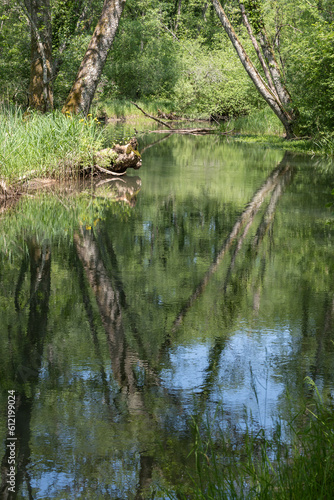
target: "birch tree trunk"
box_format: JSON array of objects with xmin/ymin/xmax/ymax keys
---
[
  {"xmin": 211, "ymin": 0, "xmax": 296, "ymax": 138},
  {"xmin": 62, "ymin": 0, "xmax": 126, "ymax": 116},
  {"xmin": 175, "ymin": 0, "xmax": 181, "ymax": 31},
  {"xmin": 239, "ymin": 2, "xmax": 277, "ymax": 97},
  {"xmin": 239, "ymin": 1, "xmax": 292, "ymax": 107}
]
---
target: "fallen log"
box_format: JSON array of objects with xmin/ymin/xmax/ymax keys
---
[
  {"xmin": 148, "ymin": 128, "xmax": 232, "ymax": 135},
  {"xmin": 91, "ymin": 137, "xmax": 142, "ymax": 175}
]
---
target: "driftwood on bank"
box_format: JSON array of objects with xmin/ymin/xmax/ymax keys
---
[
  {"xmin": 148, "ymin": 128, "xmax": 232, "ymax": 135},
  {"xmin": 88, "ymin": 137, "xmax": 142, "ymax": 176},
  {"xmin": 0, "ymin": 139, "xmax": 142, "ymax": 204}
]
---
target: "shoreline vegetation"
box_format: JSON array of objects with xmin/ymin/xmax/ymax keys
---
[
  {"xmin": 162, "ymin": 380, "xmax": 334, "ymax": 499},
  {"xmin": 1, "ymin": 101, "xmax": 333, "ymax": 195}
]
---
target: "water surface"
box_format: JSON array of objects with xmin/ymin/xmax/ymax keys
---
[{"xmin": 0, "ymin": 133, "xmax": 334, "ymax": 498}]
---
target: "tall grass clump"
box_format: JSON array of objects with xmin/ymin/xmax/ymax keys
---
[
  {"xmin": 311, "ymin": 132, "xmax": 334, "ymax": 157},
  {"xmin": 0, "ymin": 105, "xmax": 103, "ymax": 183},
  {"xmin": 165, "ymin": 380, "xmax": 334, "ymax": 499}
]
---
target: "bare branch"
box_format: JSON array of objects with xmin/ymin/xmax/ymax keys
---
[{"xmin": 131, "ymin": 102, "xmax": 173, "ymax": 129}]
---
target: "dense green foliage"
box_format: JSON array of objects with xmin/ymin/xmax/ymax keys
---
[
  {"xmin": 0, "ymin": 0, "xmax": 333, "ymax": 136},
  {"xmin": 285, "ymin": 2, "xmax": 334, "ymax": 134}
]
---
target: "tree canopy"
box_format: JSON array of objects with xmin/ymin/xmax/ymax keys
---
[{"xmin": 0, "ymin": 0, "xmax": 333, "ymax": 134}]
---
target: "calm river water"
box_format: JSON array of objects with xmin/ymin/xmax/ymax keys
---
[{"xmin": 0, "ymin": 132, "xmax": 334, "ymax": 498}]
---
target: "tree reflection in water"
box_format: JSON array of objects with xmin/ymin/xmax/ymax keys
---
[
  {"xmin": 0, "ymin": 143, "xmax": 333, "ymax": 498},
  {"xmin": 1, "ymin": 240, "xmax": 51, "ymax": 499}
]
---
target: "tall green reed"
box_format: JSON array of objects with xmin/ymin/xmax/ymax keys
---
[
  {"xmin": 0, "ymin": 105, "xmax": 103, "ymax": 182},
  {"xmin": 221, "ymin": 108, "xmax": 284, "ymax": 136},
  {"xmin": 164, "ymin": 378, "xmax": 334, "ymax": 499}
]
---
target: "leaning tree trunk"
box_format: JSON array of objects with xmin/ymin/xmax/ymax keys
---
[
  {"xmin": 239, "ymin": 2, "xmax": 277, "ymax": 97},
  {"xmin": 239, "ymin": 0, "xmax": 292, "ymax": 109},
  {"xmin": 62, "ymin": 0, "xmax": 126, "ymax": 116},
  {"xmin": 212, "ymin": 0, "xmax": 296, "ymax": 138},
  {"xmin": 22, "ymin": 0, "xmax": 53, "ymax": 111},
  {"xmin": 258, "ymin": 29, "xmax": 292, "ymax": 107}
]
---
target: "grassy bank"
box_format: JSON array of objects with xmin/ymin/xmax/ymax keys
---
[
  {"xmin": 0, "ymin": 105, "xmax": 103, "ymax": 184},
  {"xmin": 220, "ymin": 108, "xmax": 334, "ymax": 157},
  {"xmin": 163, "ymin": 382, "xmax": 334, "ymax": 499},
  {"xmin": 0, "ymin": 101, "xmax": 174, "ymax": 188}
]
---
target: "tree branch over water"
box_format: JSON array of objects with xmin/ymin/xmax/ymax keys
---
[{"xmin": 131, "ymin": 102, "xmax": 173, "ymax": 129}]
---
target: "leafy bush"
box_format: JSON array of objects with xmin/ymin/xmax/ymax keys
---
[
  {"xmin": 172, "ymin": 36, "xmax": 264, "ymax": 119},
  {"xmin": 284, "ymin": 3, "xmax": 334, "ymax": 134},
  {"xmin": 105, "ymin": 9, "xmax": 179, "ymax": 100},
  {"xmin": 0, "ymin": 5, "xmax": 30, "ymax": 106}
]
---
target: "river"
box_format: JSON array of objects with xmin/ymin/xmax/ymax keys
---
[{"xmin": 0, "ymin": 132, "xmax": 333, "ymax": 498}]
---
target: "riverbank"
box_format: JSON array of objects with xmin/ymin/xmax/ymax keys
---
[
  {"xmin": 97, "ymin": 99, "xmax": 334, "ymax": 157},
  {"xmin": 1, "ymin": 103, "xmax": 333, "ymax": 192},
  {"xmin": 0, "ymin": 105, "xmax": 103, "ymax": 190}
]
